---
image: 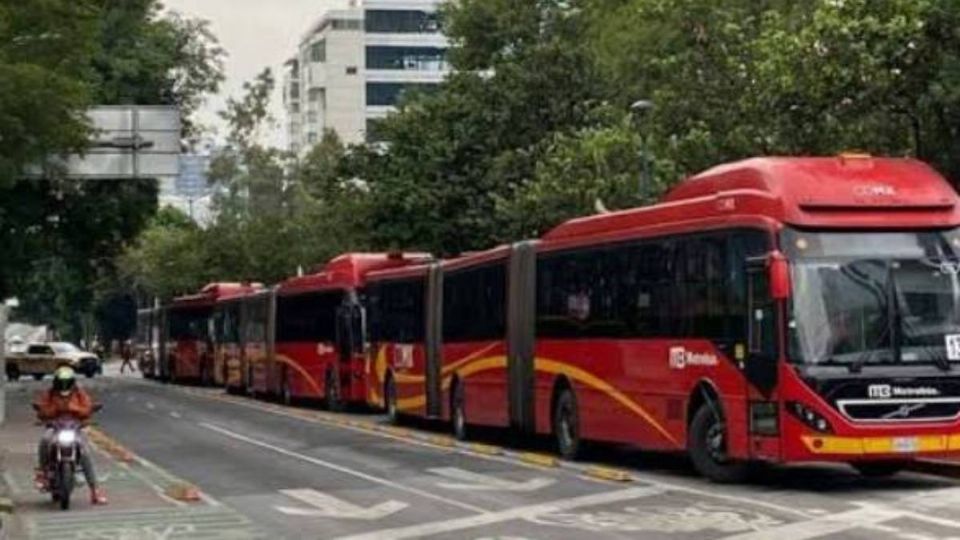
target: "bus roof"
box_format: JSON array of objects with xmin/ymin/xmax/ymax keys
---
[
  {"xmin": 543, "ymin": 156, "xmax": 960, "ymax": 243},
  {"xmin": 276, "ymin": 252, "xmax": 432, "ymax": 295},
  {"xmin": 171, "ymin": 282, "xmax": 263, "ymax": 308}
]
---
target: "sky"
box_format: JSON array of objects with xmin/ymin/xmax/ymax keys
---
[{"xmin": 162, "ymin": 0, "xmax": 350, "ymax": 147}]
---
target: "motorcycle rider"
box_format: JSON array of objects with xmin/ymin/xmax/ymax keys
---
[{"xmin": 33, "ymin": 366, "xmax": 108, "ymax": 505}]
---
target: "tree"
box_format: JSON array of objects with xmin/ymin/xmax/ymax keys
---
[
  {"xmin": 0, "ymin": 0, "xmax": 98, "ymax": 188},
  {"xmin": 0, "ymin": 0, "xmax": 225, "ymax": 340},
  {"xmin": 585, "ymin": 0, "xmax": 960, "ymax": 181},
  {"xmin": 364, "ymin": 0, "xmax": 610, "ymax": 255}
]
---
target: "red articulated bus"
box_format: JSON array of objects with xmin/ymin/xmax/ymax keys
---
[
  {"xmin": 367, "ymin": 155, "xmax": 960, "ymax": 481},
  {"xmin": 253, "ymin": 253, "xmax": 430, "ymax": 407},
  {"xmin": 165, "ymin": 283, "xmax": 262, "ymax": 385}
]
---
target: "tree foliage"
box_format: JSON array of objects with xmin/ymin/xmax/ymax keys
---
[
  {"xmin": 0, "ymin": 0, "xmax": 224, "ymax": 340},
  {"xmin": 121, "ymin": 0, "xmax": 960, "ymax": 303}
]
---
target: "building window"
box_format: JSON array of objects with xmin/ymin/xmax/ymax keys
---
[
  {"xmin": 331, "ymin": 18, "xmax": 362, "ymax": 30},
  {"xmin": 365, "ymin": 10, "xmax": 441, "ymax": 33},
  {"xmin": 366, "ymin": 46, "xmax": 447, "ymax": 71},
  {"xmin": 309, "ymin": 40, "xmax": 326, "ymax": 63},
  {"xmin": 346, "ymin": 66, "xmax": 358, "ymax": 75},
  {"xmin": 366, "ymin": 82, "xmax": 435, "ymax": 107},
  {"xmin": 289, "ymin": 85, "xmax": 300, "ymax": 99},
  {"xmin": 308, "ymin": 87, "xmax": 325, "ymax": 104},
  {"xmin": 307, "ymin": 132, "xmax": 318, "ymax": 144},
  {"xmin": 290, "ymin": 103, "xmax": 300, "ymax": 114},
  {"xmin": 306, "ymin": 111, "xmax": 318, "ymax": 123}
]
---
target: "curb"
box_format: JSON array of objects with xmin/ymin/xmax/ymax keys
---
[
  {"xmin": 908, "ymin": 459, "xmax": 960, "ymax": 479},
  {"xmin": 519, "ymin": 452, "xmax": 559, "ymax": 468},
  {"xmin": 584, "ymin": 466, "xmax": 633, "ymax": 482}
]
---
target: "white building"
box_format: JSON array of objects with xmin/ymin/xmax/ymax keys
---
[{"xmin": 283, "ymin": 0, "xmax": 450, "ymax": 153}]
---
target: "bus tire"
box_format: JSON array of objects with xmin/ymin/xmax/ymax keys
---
[
  {"xmin": 451, "ymin": 381, "xmax": 467, "ymax": 441},
  {"xmin": 688, "ymin": 404, "xmax": 748, "ymax": 483},
  {"xmin": 280, "ymin": 372, "xmax": 292, "ymax": 406},
  {"xmin": 553, "ymin": 388, "xmax": 582, "ymax": 460},
  {"xmin": 385, "ymin": 375, "xmax": 399, "ymax": 425},
  {"xmin": 852, "ymin": 461, "xmax": 907, "ymax": 478},
  {"xmin": 325, "ymin": 370, "xmax": 342, "ymax": 412},
  {"xmin": 6, "ymin": 365, "xmax": 20, "ymax": 381}
]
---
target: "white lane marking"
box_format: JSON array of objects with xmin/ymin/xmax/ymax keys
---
[
  {"xmin": 430, "ymin": 467, "xmax": 554, "ymax": 492},
  {"xmin": 145, "ymin": 402, "xmax": 156, "ymax": 410},
  {"xmin": 275, "ymin": 488, "xmax": 407, "ymax": 520},
  {"xmin": 163, "ymin": 382, "xmax": 825, "ymax": 519},
  {"xmin": 721, "ymin": 501, "xmax": 960, "ymax": 540},
  {"xmin": 169, "ymin": 411, "xmax": 181, "ymax": 419},
  {"xmin": 334, "ymin": 486, "xmax": 664, "ymax": 540},
  {"xmin": 199, "ymin": 422, "xmax": 486, "ymax": 513}
]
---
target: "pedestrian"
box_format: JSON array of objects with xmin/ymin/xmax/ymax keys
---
[{"xmin": 120, "ymin": 340, "xmax": 136, "ymax": 374}]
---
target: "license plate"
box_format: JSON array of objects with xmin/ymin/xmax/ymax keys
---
[{"xmin": 892, "ymin": 437, "xmax": 919, "ymax": 453}]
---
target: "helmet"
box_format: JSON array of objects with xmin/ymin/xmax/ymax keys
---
[{"xmin": 52, "ymin": 367, "xmax": 77, "ymax": 396}]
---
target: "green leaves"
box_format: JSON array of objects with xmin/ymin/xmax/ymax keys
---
[{"xmin": 0, "ymin": 0, "xmax": 224, "ymax": 341}]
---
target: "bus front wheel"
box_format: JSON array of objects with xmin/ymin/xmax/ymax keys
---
[
  {"xmin": 452, "ymin": 382, "xmax": 467, "ymax": 441},
  {"xmin": 553, "ymin": 388, "xmax": 582, "ymax": 460},
  {"xmin": 688, "ymin": 404, "xmax": 748, "ymax": 483}
]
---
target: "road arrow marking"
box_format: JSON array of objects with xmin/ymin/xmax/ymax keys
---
[
  {"xmin": 275, "ymin": 488, "xmax": 408, "ymax": 520},
  {"xmin": 429, "ymin": 467, "xmax": 554, "ymax": 492}
]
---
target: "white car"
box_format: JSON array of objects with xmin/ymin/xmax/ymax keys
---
[{"xmin": 5, "ymin": 342, "xmax": 102, "ymax": 381}]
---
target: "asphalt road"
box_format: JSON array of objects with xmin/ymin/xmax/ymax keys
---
[{"xmin": 8, "ymin": 371, "xmax": 960, "ymax": 540}]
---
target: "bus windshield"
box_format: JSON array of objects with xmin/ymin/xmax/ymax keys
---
[{"xmin": 783, "ymin": 228, "xmax": 960, "ymax": 368}]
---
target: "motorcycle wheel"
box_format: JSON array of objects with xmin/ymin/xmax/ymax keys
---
[{"xmin": 57, "ymin": 462, "xmax": 73, "ymax": 510}]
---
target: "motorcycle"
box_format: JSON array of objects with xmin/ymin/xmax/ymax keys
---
[{"xmin": 32, "ymin": 404, "xmax": 102, "ymax": 510}]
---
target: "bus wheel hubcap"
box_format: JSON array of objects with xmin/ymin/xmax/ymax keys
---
[{"xmin": 707, "ymin": 421, "xmax": 727, "ymax": 462}]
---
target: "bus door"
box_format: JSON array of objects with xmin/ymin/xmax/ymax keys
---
[
  {"xmin": 745, "ymin": 254, "xmax": 785, "ymax": 455},
  {"xmin": 336, "ymin": 293, "xmax": 363, "ymax": 399}
]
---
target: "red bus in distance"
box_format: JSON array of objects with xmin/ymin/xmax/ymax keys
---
[
  {"xmin": 165, "ymin": 282, "xmax": 262, "ymax": 384},
  {"xmin": 261, "ymin": 252, "xmax": 431, "ymax": 408},
  {"xmin": 366, "ymin": 155, "xmax": 960, "ymax": 481}
]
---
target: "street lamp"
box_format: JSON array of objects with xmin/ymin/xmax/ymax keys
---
[{"xmin": 630, "ymin": 100, "xmax": 655, "ymax": 200}]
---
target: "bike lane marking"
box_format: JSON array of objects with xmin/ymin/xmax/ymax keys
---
[
  {"xmin": 198, "ymin": 421, "xmax": 488, "ymax": 514},
  {"xmin": 332, "ymin": 486, "xmax": 665, "ymax": 540}
]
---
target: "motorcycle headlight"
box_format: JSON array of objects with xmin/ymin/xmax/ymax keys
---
[{"xmin": 57, "ymin": 430, "xmax": 77, "ymax": 446}]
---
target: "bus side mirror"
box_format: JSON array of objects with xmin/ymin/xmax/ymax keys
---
[{"xmin": 769, "ymin": 252, "xmax": 790, "ymax": 300}]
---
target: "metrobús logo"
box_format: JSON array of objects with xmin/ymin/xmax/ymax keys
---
[
  {"xmin": 867, "ymin": 384, "xmax": 940, "ymax": 399},
  {"xmin": 669, "ymin": 347, "xmax": 718, "ymax": 370}
]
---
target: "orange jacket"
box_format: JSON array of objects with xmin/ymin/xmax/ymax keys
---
[{"xmin": 34, "ymin": 388, "xmax": 95, "ymax": 422}]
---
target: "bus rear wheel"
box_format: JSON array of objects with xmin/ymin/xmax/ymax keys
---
[
  {"xmin": 853, "ymin": 461, "xmax": 908, "ymax": 478},
  {"xmin": 553, "ymin": 388, "xmax": 582, "ymax": 460},
  {"xmin": 325, "ymin": 370, "xmax": 342, "ymax": 412},
  {"xmin": 688, "ymin": 404, "xmax": 748, "ymax": 483},
  {"xmin": 452, "ymin": 382, "xmax": 467, "ymax": 441},
  {"xmin": 385, "ymin": 376, "xmax": 399, "ymax": 425}
]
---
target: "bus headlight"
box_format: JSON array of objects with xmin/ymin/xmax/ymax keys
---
[{"xmin": 787, "ymin": 401, "xmax": 833, "ymax": 433}]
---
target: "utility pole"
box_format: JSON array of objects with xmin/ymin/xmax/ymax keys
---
[{"xmin": 630, "ymin": 100, "xmax": 655, "ymax": 200}]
